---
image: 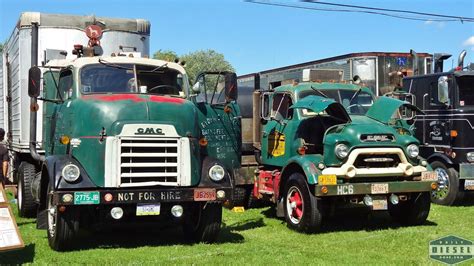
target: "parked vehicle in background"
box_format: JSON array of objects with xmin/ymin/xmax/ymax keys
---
[
  {"xmin": 386, "ymin": 50, "xmax": 474, "ymax": 205},
  {"xmin": 246, "ymin": 74, "xmax": 438, "ymax": 232},
  {"xmin": 1, "ymin": 12, "xmax": 241, "ymax": 250}
]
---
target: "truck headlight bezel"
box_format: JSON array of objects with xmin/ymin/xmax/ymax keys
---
[
  {"xmin": 62, "ymin": 164, "xmax": 81, "ymax": 183},
  {"xmin": 467, "ymin": 152, "xmax": 474, "ymax": 163},
  {"xmin": 407, "ymin": 144, "xmax": 419, "ymax": 158},
  {"xmin": 208, "ymin": 164, "xmax": 225, "ymax": 182},
  {"xmin": 335, "ymin": 143, "xmax": 349, "ymax": 159}
]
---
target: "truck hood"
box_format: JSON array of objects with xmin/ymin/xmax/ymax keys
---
[
  {"xmin": 74, "ymin": 94, "xmax": 198, "ymax": 136},
  {"xmin": 366, "ymin": 96, "xmax": 423, "ymax": 124},
  {"xmin": 290, "ymin": 95, "xmax": 351, "ymax": 123}
]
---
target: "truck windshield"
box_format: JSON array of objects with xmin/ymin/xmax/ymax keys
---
[
  {"xmin": 299, "ymin": 89, "xmax": 374, "ymax": 115},
  {"xmin": 80, "ymin": 63, "xmax": 186, "ymax": 96},
  {"xmin": 457, "ymin": 76, "xmax": 474, "ymax": 106}
]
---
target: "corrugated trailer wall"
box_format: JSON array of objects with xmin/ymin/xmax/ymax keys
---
[
  {"xmin": 1, "ymin": 12, "xmax": 151, "ymax": 154},
  {"xmin": 0, "ymin": 53, "xmax": 4, "ymax": 130}
]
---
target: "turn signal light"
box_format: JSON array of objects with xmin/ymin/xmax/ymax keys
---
[
  {"xmin": 320, "ymin": 186, "xmax": 328, "ymax": 194},
  {"xmin": 450, "ymin": 130, "xmax": 458, "ymax": 138},
  {"xmin": 297, "ymin": 146, "xmax": 306, "ymax": 155},
  {"xmin": 60, "ymin": 135, "xmax": 70, "ymax": 145},
  {"xmin": 199, "ymin": 137, "xmax": 208, "ymax": 147},
  {"xmin": 431, "ymin": 182, "xmax": 438, "ymax": 190},
  {"xmin": 58, "ymin": 206, "xmax": 67, "ymax": 212}
]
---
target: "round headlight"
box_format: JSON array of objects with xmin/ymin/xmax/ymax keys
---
[
  {"xmin": 208, "ymin": 165, "xmax": 225, "ymax": 182},
  {"xmin": 407, "ymin": 144, "xmax": 419, "ymax": 158},
  {"xmin": 62, "ymin": 164, "xmax": 80, "ymax": 182},
  {"xmin": 335, "ymin": 143, "xmax": 349, "ymax": 159}
]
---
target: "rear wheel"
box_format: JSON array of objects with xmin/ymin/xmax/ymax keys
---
[
  {"xmin": 389, "ymin": 192, "xmax": 431, "ymax": 226},
  {"xmin": 17, "ymin": 162, "xmax": 37, "ymax": 218},
  {"xmin": 283, "ymin": 173, "xmax": 322, "ymax": 233},
  {"xmin": 183, "ymin": 202, "xmax": 222, "ymax": 243},
  {"xmin": 431, "ymin": 161, "xmax": 464, "ymax": 206},
  {"xmin": 47, "ymin": 182, "xmax": 78, "ymax": 251}
]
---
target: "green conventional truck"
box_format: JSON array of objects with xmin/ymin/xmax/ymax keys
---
[
  {"xmin": 2, "ymin": 14, "xmax": 241, "ymax": 250},
  {"xmin": 250, "ymin": 80, "xmax": 439, "ymax": 232}
]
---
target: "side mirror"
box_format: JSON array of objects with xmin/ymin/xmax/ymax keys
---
[
  {"xmin": 260, "ymin": 93, "xmax": 271, "ymax": 120},
  {"xmin": 437, "ymin": 76, "xmax": 449, "ymax": 104},
  {"xmin": 192, "ymin": 81, "xmax": 202, "ymax": 93},
  {"xmin": 224, "ymin": 72, "xmax": 238, "ymax": 102},
  {"xmin": 28, "ymin": 66, "xmax": 41, "ymax": 98}
]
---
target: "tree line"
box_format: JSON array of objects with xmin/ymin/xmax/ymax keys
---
[{"xmin": 153, "ymin": 49, "xmax": 234, "ymax": 84}]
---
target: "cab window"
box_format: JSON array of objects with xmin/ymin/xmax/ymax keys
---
[{"xmin": 272, "ymin": 94, "xmax": 293, "ymax": 120}]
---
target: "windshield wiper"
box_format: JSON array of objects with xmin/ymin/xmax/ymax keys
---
[
  {"xmin": 349, "ymin": 88, "xmax": 362, "ymax": 104},
  {"xmin": 310, "ymin": 86, "xmax": 328, "ymax": 98},
  {"xmin": 98, "ymin": 58, "xmax": 133, "ymax": 70}
]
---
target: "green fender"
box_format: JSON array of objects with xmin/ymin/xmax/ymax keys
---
[{"xmin": 281, "ymin": 154, "xmax": 324, "ymax": 185}]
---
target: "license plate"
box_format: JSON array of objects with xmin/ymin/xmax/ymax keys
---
[
  {"xmin": 372, "ymin": 198, "xmax": 388, "ymax": 210},
  {"xmin": 194, "ymin": 188, "xmax": 216, "ymax": 201},
  {"xmin": 74, "ymin": 192, "xmax": 100, "ymax": 205},
  {"xmin": 421, "ymin": 171, "xmax": 438, "ymax": 181},
  {"xmin": 318, "ymin": 175, "xmax": 337, "ymax": 185},
  {"xmin": 465, "ymin": 180, "xmax": 474, "ymax": 190},
  {"xmin": 136, "ymin": 204, "xmax": 161, "ymax": 216},
  {"xmin": 371, "ymin": 183, "xmax": 389, "ymax": 194}
]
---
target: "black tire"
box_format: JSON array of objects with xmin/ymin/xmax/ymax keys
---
[
  {"xmin": 430, "ymin": 161, "xmax": 464, "ymax": 206},
  {"xmin": 389, "ymin": 192, "xmax": 431, "ymax": 226},
  {"xmin": 17, "ymin": 162, "xmax": 37, "ymax": 218},
  {"xmin": 183, "ymin": 202, "xmax": 222, "ymax": 243},
  {"xmin": 46, "ymin": 182, "xmax": 78, "ymax": 251},
  {"xmin": 283, "ymin": 173, "xmax": 322, "ymax": 233}
]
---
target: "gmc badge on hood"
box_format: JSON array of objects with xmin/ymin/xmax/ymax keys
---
[
  {"xmin": 361, "ymin": 134, "xmax": 395, "ymax": 142},
  {"xmin": 135, "ymin": 128, "xmax": 165, "ymax": 135}
]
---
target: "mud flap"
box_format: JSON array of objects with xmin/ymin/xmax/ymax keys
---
[
  {"xmin": 276, "ymin": 198, "xmax": 284, "ymax": 217},
  {"xmin": 36, "ymin": 209, "xmax": 48, "ymax": 230}
]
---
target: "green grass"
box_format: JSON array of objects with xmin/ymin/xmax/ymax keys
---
[{"xmin": 1, "ymin": 190, "xmax": 473, "ymax": 265}]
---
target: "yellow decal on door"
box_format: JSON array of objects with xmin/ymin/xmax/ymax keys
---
[{"xmin": 268, "ymin": 131, "xmax": 285, "ymax": 157}]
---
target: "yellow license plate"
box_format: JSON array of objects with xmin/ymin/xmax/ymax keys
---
[{"xmin": 318, "ymin": 175, "xmax": 337, "ymax": 185}]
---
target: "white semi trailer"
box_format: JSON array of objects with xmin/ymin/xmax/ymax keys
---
[{"xmin": 0, "ymin": 12, "xmax": 151, "ymax": 183}]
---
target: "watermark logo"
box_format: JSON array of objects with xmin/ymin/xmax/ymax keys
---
[{"xmin": 430, "ymin": 235, "xmax": 473, "ymax": 265}]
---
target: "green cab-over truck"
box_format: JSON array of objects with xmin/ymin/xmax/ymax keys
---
[
  {"xmin": 18, "ymin": 23, "xmax": 241, "ymax": 250},
  {"xmin": 252, "ymin": 82, "xmax": 438, "ymax": 232}
]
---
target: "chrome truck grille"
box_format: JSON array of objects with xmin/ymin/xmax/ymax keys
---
[
  {"xmin": 104, "ymin": 127, "xmax": 192, "ymax": 188},
  {"xmin": 120, "ymin": 138, "xmax": 179, "ymax": 184}
]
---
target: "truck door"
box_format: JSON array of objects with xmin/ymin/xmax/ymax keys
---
[
  {"xmin": 425, "ymin": 76, "xmax": 451, "ymax": 147},
  {"xmin": 194, "ymin": 72, "xmax": 241, "ymax": 171},
  {"xmin": 260, "ymin": 92, "xmax": 294, "ymax": 167}
]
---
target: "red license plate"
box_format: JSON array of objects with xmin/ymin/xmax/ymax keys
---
[{"xmin": 193, "ymin": 188, "xmax": 216, "ymax": 201}]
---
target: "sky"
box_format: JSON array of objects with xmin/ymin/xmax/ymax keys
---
[{"xmin": 0, "ymin": 0, "xmax": 473, "ymax": 75}]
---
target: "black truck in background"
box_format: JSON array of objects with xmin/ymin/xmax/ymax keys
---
[{"xmin": 388, "ymin": 50, "xmax": 474, "ymax": 205}]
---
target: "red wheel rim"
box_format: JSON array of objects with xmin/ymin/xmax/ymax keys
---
[{"xmin": 287, "ymin": 187, "xmax": 304, "ymax": 224}]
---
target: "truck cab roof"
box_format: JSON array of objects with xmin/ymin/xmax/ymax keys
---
[
  {"xmin": 45, "ymin": 56, "xmax": 186, "ymax": 74},
  {"xmin": 273, "ymin": 82, "xmax": 373, "ymax": 96}
]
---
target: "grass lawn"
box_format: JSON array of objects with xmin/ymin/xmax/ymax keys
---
[{"xmin": 1, "ymin": 189, "xmax": 473, "ymax": 265}]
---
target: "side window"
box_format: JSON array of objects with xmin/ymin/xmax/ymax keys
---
[
  {"xmin": 272, "ymin": 94, "xmax": 293, "ymax": 120},
  {"xmin": 58, "ymin": 69, "xmax": 73, "ymax": 99}
]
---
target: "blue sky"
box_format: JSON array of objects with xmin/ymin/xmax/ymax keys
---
[{"xmin": 1, "ymin": 0, "xmax": 473, "ymax": 75}]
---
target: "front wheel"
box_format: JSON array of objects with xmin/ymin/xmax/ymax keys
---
[
  {"xmin": 389, "ymin": 192, "xmax": 431, "ymax": 226},
  {"xmin": 283, "ymin": 173, "xmax": 322, "ymax": 233},
  {"xmin": 47, "ymin": 183, "xmax": 78, "ymax": 251},
  {"xmin": 430, "ymin": 161, "xmax": 464, "ymax": 206},
  {"xmin": 17, "ymin": 162, "xmax": 37, "ymax": 218},
  {"xmin": 183, "ymin": 202, "xmax": 222, "ymax": 243}
]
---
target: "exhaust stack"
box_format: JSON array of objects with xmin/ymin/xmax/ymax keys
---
[{"xmin": 458, "ymin": 50, "xmax": 467, "ymax": 68}]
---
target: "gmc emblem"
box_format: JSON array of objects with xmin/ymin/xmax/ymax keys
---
[{"xmin": 135, "ymin": 127, "xmax": 165, "ymax": 135}]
